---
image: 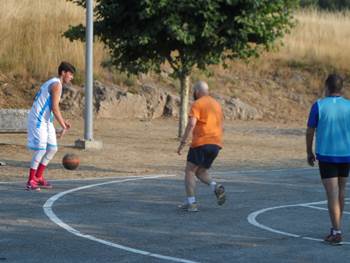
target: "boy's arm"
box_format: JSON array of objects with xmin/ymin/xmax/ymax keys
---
[{"xmin": 51, "ymin": 82, "xmax": 70, "ymax": 131}]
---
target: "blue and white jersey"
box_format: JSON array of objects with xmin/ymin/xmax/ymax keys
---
[
  {"xmin": 307, "ymin": 96, "xmax": 350, "ymax": 163},
  {"xmin": 28, "ymin": 77, "xmax": 61, "ymax": 128}
]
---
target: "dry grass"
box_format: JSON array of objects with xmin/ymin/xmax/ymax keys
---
[
  {"xmin": 0, "ymin": 3, "xmax": 349, "ymax": 80},
  {"xmin": 273, "ymin": 9, "xmax": 350, "ymax": 71},
  {"xmin": 0, "ymin": 0, "xmax": 108, "ymax": 80}
]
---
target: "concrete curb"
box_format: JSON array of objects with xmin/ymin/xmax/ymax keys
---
[{"xmin": 0, "ymin": 109, "xmax": 29, "ymax": 133}]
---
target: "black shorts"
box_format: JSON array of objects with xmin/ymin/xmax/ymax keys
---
[
  {"xmin": 318, "ymin": 161, "xmax": 350, "ymax": 179},
  {"xmin": 187, "ymin": 144, "xmax": 221, "ymax": 169}
]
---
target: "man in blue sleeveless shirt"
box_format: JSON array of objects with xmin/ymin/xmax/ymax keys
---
[{"xmin": 306, "ymin": 74, "xmax": 350, "ymax": 245}]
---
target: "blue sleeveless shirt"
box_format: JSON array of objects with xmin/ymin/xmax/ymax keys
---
[{"xmin": 308, "ymin": 96, "xmax": 350, "ymax": 163}]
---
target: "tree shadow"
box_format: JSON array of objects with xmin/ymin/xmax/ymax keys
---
[{"xmin": 0, "ymin": 159, "xmax": 129, "ymax": 174}]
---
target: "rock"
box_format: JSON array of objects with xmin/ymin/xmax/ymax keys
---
[
  {"xmin": 61, "ymin": 85, "xmax": 84, "ymax": 114},
  {"xmin": 61, "ymin": 81, "xmax": 258, "ymax": 120},
  {"xmin": 98, "ymin": 91, "xmax": 148, "ymax": 119},
  {"xmin": 163, "ymin": 94, "xmax": 180, "ymax": 117},
  {"xmin": 61, "ymin": 81, "xmax": 180, "ymax": 119},
  {"xmin": 141, "ymin": 85, "xmax": 180, "ymax": 118},
  {"xmin": 222, "ymin": 97, "xmax": 262, "ymax": 120}
]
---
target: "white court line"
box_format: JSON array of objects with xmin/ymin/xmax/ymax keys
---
[
  {"xmin": 300, "ymin": 204, "xmax": 350, "ymax": 215},
  {"xmin": 43, "ymin": 174, "xmax": 198, "ymax": 263},
  {"xmin": 247, "ymin": 198, "xmax": 350, "ymax": 244}
]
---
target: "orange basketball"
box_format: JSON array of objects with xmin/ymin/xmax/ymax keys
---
[{"xmin": 62, "ymin": 153, "xmax": 80, "ymax": 170}]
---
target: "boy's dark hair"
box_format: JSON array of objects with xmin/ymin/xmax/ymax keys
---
[
  {"xmin": 326, "ymin": 74, "xmax": 343, "ymax": 93},
  {"xmin": 58, "ymin": 61, "xmax": 76, "ymax": 75}
]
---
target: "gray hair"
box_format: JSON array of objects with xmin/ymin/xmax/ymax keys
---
[{"xmin": 193, "ymin": 81, "xmax": 209, "ymax": 93}]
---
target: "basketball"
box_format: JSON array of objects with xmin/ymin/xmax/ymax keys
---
[{"xmin": 62, "ymin": 153, "xmax": 80, "ymax": 170}]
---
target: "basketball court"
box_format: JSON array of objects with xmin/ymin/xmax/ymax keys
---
[{"xmin": 1, "ymin": 167, "xmax": 350, "ymax": 262}]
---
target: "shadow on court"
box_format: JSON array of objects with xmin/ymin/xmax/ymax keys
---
[
  {"xmin": 1, "ymin": 168, "xmax": 350, "ymax": 263},
  {"xmin": 0, "ymin": 159, "xmax": 123, "ymax": 173}
]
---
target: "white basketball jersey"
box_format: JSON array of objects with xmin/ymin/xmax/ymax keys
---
[{"xmin": 28, "ymin": 77, "xmax": 61, "ymax": 128}]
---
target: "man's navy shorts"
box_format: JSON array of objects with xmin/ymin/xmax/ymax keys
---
[
  {"xmin": 187, "ymin": 144, "xmax": 221, "ymax": 169},
  {"xmin": 318, "ymin": 161, "xmax": 350, "ymax": 179}
]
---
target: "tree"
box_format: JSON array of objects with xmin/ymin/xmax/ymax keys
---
[{"xmin": 65, "ymin": 0, "xmax": 298, "ymax": 137}]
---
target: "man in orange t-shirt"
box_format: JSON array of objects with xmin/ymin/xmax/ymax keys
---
[{"xmin": 177, "ymin": 81, "xmax": 225, "ymax": 212}]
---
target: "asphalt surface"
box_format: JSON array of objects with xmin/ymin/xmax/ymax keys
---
[{"xmin": 1, "ymin": 168, "xmax": 350, "ymax": 263}]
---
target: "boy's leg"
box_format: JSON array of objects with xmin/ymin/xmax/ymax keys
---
[
  {"xmin": 26, "ymin": 150, "xmax": 46, "ymax": 190},
  {"xmin": 36, "ymin": 147, "xmax": 57, "ymax": 188},
  {"xmin": 36, "ymin": 123, "xmax": 58, "ymax": 188}
]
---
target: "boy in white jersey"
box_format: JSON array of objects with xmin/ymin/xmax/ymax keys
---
[{"xmin": 26, "ymin": 62, "xmax": 75, "ymax": 191}]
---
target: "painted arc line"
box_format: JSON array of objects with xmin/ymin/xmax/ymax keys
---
[
  {"xmin": 43, "ymin": 175, "xmax": 199, "ymax": 263},
  {"xmin": 300, "ymin": 204, "xmax": 350, "ymax": 215},
  {"xmin": 247, "ymin": 198, "xmax": 350, "ymax": 245}
]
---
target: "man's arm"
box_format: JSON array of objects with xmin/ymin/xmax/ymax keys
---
[
  {"xmin": 177, "ymin": 116, "xmax": 197, "ymax": 155},
  {"xmin": 51, "ymin": 83, "xmax": 71, "ymax": 137},
  {"xmin": 306, "ymin": 127, "xmax": 316, "ymax": 166}
]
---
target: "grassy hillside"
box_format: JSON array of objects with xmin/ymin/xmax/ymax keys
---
[
  {"xmin": 0, "ymin": 1, "xmax": 349, "ymax": 123},
  {"xmin": 0, "ymin": 0, "xmax": 107, "ymax": 79}
]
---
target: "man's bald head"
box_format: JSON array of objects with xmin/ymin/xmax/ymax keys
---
[{"xmin": 193, "ymin": 81, "xmax": 209, "ymax": 100}]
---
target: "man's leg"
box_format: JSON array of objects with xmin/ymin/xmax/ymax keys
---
[
  {"xmin": 338, "ymin": 177, "xmax": 347, "ymax": 222},
  {"xmin": 195, "ymin": 167, "xmax": 219, "ymax": 192},
  {"xmin": 322, "ymin": 177, "xmax": 341, "ymax": 231},
  {"xmin": 195, "ymin": 167, "xmax": 212, "ymax": 185},
  {"xmin": 196, "ymin": 167, "xmax": 225, "ymax": 205},
  {"xmin": 179, "ymin": 161, "xmax": 199, "ymax": 212},
  {"xmin": 185, "ymin": 161, "xmax": 199, "ymax": 199}
]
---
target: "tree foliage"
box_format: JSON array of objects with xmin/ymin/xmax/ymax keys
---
[
  {"xmin": 65, "ymin": 0, "xmax": 298, "ymax": 136},
  {"xmin": 65, "ymin": 0, "xmax": 297, "ymax": 79}
]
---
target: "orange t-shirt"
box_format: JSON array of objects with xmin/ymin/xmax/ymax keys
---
[{"xmin": 189, "ymin": 95, "xmax": 223, "ymax": 148}]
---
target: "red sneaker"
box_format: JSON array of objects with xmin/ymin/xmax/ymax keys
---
[
  {"xmin": 37, "ymin": 177, "xmax": 53, "ymax": 189},
  {"xmin": 26, "ymin": 180, "xmax": 41, "ymax": 191}
]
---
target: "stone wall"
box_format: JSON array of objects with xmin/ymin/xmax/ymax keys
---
[
  {"xmin": 61, "ymin": 81, "xmax": 262, "ymax": 121},
  {"xmin": 0, "ymin": 109, "xmax": 29, "ymax": 132}
]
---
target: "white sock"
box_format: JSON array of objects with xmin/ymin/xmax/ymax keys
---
[
  {"xmin": 332, "ymin": 229, "xmax": 342, "ymax": 235},
  {"xmin": 187, "ymin": 196, "xmax": 196, "ymax": 204},
  {"xmin": 210, "ymin": 181, "xmax": 217, "ymax": 192}
]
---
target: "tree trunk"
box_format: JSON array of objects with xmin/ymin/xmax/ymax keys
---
[{"xmin": 178, "ymin": 74, "xmax": 190, "ymax": 138}]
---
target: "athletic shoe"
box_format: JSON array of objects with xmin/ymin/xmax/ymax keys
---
[
  {"xmin": 178, "ymin": 202, "xmax": 199, "ymax": 212},
  {"xmin": 26, "ymin": 180, "xmax": 41, "ymax": 191},
  {"xmin": 37, "ymin": 178, "xmax": 53, "ymax": 189},
  {"xmin": 324, "ymin": 233, "xmax": 342, "ymax": 245},
  {"xmin": 214, "ymin": 184, "xmax": 226, "ymax": 205}
]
